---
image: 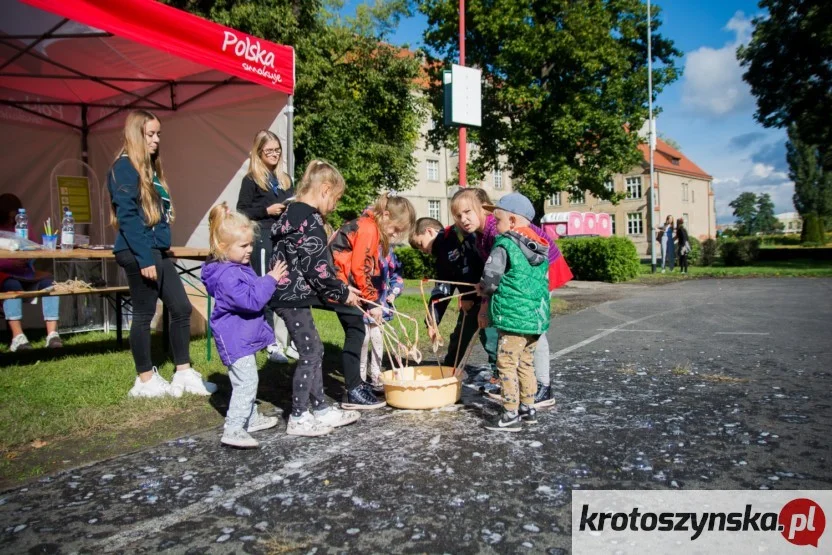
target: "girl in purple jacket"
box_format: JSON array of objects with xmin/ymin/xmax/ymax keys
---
[{"xmin": 202, "ymin": 203, "xmax": 287, "ymax": 449}]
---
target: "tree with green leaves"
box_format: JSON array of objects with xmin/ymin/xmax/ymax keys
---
[
  {"xmin": 729, "ymin": 192, "xmax": 759, "ymax": 236},
  {"xmin": 787, "ymin": 124, "xmax": 832, "ymax": 231},
  {"xmin": 162, "ymin": 0, "xmax": 424, "ymax": 225},
  {"xmin": 418, "ymin": 0, "xmax": 681, "ymax": 211},
  {"xmin": 737, "ymin": 0, "xmax": 832, "ymax": 170},
  {"xmin": 754, "ymin": 193, "xmax": 782, "ymax": 234}
]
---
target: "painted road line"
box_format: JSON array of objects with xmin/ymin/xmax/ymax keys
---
[
  {"xmin": 551, "ymin": 307, "xmax": 685, "ymax": 361},
  {"xmin": 714, "ymin": 332, "xmax": 770, "ymax": 335},
  {"xmin": 596, "ymin": 328, "xmax": 663, "ymax": 333}
]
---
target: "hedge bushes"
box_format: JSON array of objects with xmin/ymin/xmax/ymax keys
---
[
  {"xmin": 700, "ymin": 238, "xmax": 718, "ymax": 266},
  {"xmin": 718, "ymin": 237, "xmax": 761, "ymax": 266},
  {"xmin": 393, "ymin": 246, "xmax": 436, "ymax": 279},
  {"xmin": 557, "ymin": 236, "xmax": 640, "ymax": 282}
]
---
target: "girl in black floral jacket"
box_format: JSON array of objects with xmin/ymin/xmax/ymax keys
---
[{"xmin": 269, "ymin": 160, "xmax": 361, "ymax": 437}]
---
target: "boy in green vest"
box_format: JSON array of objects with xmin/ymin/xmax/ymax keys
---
[{"xmin": 476, "ymin": 193, "xmax": 550, "ymax": 432}]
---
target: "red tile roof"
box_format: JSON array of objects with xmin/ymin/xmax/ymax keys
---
[{"xmin": 638, "ymin": 137, "xmax": 712, "ymax": 180}]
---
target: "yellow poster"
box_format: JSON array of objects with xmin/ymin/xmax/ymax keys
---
[{"xmin": 56, "ymin": 176, "xmax": 92, "ymax": 224}]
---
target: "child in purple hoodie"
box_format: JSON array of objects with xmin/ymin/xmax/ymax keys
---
[{"xmin": 202, "ymin": 203, "xmax": 288, "ymax": 449}]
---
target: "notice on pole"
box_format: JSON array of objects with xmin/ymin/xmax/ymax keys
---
[{"xmin": 56, "ymin": 176, "xmax": 92, "ymax": 224}]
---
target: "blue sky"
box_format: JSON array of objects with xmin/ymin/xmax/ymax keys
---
[{"xmin": 342, "ymin": 1, "xmax": 791, "ymax": 223}]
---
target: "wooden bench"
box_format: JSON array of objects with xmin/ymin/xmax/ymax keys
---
[{"xmin": 0, "ymin": 286, "xmax": 132, "ymax": 347}]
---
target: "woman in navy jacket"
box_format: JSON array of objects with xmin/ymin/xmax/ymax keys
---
[{"xmin": 108, "ymin": 110, "xmax": 216, "ymax": 399}]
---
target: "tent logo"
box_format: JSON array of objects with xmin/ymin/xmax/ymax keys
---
[{"xmin": 222, "ymin": 31, "xmax": 276, "ymax": 69}]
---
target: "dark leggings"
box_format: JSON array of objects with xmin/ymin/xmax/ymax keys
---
[
  {"xmin": 337, "ymin": 311, "xmax": 366, "ymax": 390},
  {"xmin": 679, "ymin": 253, "xmax": 689, "ymax": 273},
  {"xmin": 276, "ymin": 307, "xmax": 326, "ymax": 416},
  {"xmin": 115, "ymin": 249, "xmax": 192, "ymax": 373}
]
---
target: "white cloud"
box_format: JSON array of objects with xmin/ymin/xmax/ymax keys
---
[
  {"xmin": 712, "ymin": 164, "xmax": 794, "ymax": 223},
  {"xmin": 681, "ymin": 11, "xmax": 755, "ymax": 117}
]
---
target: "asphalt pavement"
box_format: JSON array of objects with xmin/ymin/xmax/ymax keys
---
[{"xmin": 1, "ymin": 278, "xmax": 830, "ymax": 554}]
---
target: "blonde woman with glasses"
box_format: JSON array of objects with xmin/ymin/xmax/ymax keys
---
[{"xmin": 236, "ymin": 130, "xmax": 296, "ymax": 362}]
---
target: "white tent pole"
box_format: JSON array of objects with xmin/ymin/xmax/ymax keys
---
[
  {"xmin": 647, "ymin": 0, "xmax": 657, "ymax": 273},
  {"xmin": 287, "ymin": 95, "xmax": 295, "ymax": 178}
]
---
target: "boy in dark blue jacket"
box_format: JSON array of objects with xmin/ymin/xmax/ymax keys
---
[{"xmin": 410, "ymin": 217, "xmax": 489, "ymax": 372}]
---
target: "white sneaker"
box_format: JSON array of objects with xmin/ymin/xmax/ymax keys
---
[
  {"xmin": 171, "ymin": 368, "xmax": 218, "ymax": 395},
  {"xmin": 285, "ymin": 343, "xmax": 300, "ymax": 360},
  {"xmin": 267, "ymin": 344, "xmax": 289, "ymax": 364},
  {"xmin": 246, "ymin": 411, "xmax": 279, "ymax": 433},
  {"xmin": 286, "ymin": 412, "xmax": 333, "ymax": 437},
  {"xmin": 221, "ymin": 428, "xmax": 259, "ymax": 448},
  {"xmin": 312, "ymin": 406, "xmax": 360, "ymax": 428},
  {"xmin": 10, "ymin": 333, "xmax": 32, "ymax": 352},
  {"xmin": 128, "ymin": 368, "xmax": 184, "ymax": 399}
]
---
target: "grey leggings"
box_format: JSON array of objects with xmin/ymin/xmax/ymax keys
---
[
  {"xmin": 533, "ymin": 333, "xmax": 550, "ymax": 386},
  {"xmin": 226, "ymin": 354, "xmax": 259, "ymax": 430}
]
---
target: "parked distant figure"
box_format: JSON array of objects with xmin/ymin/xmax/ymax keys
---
[
  {"xmin": 658, "ymin": 215, "xmax": 675, "ymax": 273},
  {"xmin": 676, "ymin": 218, "xmax": 690, "ymax": 274},
  {"xmin": 107, "ymin": 109, "xmax": 216, "ymax": 398},
  {"xmin": 0, "ymin": 193, "xmax": 61, "ymax": 352},
  {"xmin": 236, "ymin": 130, "xmax": 296, "ymax": 363}
]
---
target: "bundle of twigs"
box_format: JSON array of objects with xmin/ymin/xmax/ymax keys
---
[{"xmin": 51, "ymin": 279, "xmax": 95, "ymax": 293}]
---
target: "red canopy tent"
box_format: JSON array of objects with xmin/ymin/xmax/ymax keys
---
[{"xmin": 0, "ymin": 0, "xmax": 296, "ymax": 247}]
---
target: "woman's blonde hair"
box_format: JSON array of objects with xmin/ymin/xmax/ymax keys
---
[
  {"xmin": 371, "ymin": 192, "xmax": 416, "ymax": 254},
  {"xmin": 295, "ymin": 159, "xmax": 346, "ymax": 199},
  {"xmin": 110, "ymin": 110, "xmax": 173, "ymax": 228},
  {"xmin": 208, "ymin": 202, "xmax": 257, "ymax": 261},
  {"xmin": 247, "ymin": 129, "xmax": 292, "ymax": 193}
]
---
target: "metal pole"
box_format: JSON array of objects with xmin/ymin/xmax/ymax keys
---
[
  {"xmin": 647, "ymin": 0, "xmax": 656, "ymax": 273},
  {"xmin": 287, "ymin": 95, "xmax": 295, "ymax": 178},
  {"xmin": 458, "ymin": 0, "xmax": 467, "ymax": 187}
]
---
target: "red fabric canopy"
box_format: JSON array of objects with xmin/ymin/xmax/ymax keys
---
[{"xmin": 1, "ymin": 0, "xmax": 294, "ymax": 128}]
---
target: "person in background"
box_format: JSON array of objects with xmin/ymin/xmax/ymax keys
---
[
  {"xmin": 0, "ymin": 193, "xmax": 61, "ymax": 352},
  {"xmin": 236, "ymin": 130, "xmax": 297, "ymax": 363},
  {"xmin": 202, "ymin": 203, "xmax": 288, "ymax": 448},
  {"xmin": 658, "ymin": 215, "xmax": 675, "ymax": 273},
  {"xmin": 107, "ymin": 109, "xmax": 216, "ymax": 398},
  {"xmin": 676, "ymin": 218, "xmax": 690, "ymax": 274}
]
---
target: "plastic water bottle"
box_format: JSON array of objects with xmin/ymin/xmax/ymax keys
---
[
  {"xmin": 61, "ymin": 211, "xmax": 75, "ymax": 250},
  {"xmin": 14, "ymin": 208, "xmax": 28, "ymax": 240}
]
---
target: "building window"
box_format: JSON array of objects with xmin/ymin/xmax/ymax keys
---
[
  {"xmin": 626, "ymin": 176, "xmax": 642, "ymax": 200},
  {"xmin": 548, "ymin": 192, "xmax": 562, "ymax": 206},
  {"xmin": 569, "ymin": 190, "xmax": 585, "ymax": 204},
  {"xmin": 691, "ymin": 189, "xmax": 695, "ymax": 204},
  {"xmin": 610, "ymin": 214, "xmax": 616, "ymax": 235},
  {"xmin": 428, "ymin": 200, "xmax": 441, "ymax": 220},
  {"xmin": 682, "ymin": 213, "xmax": 689, "ymax": 227},
  {"xmin": 653, "ymin": 181, "xmax": 659, "ymax": 208},
  {"xmin": 599, "ymin": 180, "xmax": 614, "ymax": 203},
  {"xmin": 627, "ymin": 212, "xmax": 643, "ymax": 235},
  {"xmin": 493, "ymin": 170, "xmax": 503, "ymax": 190},
  {"xmin": 682, "ymin": 183, "xmax": 689, "ymax": 202},
  {"xmin": 426, "ymin": 160, "xmax": 439, "ymax": 182}
]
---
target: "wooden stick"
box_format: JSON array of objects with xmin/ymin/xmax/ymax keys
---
[
  {"xmin": 431, "ymin": 290, "xmax": 477, "ymax": 305},
  {"xmin": 452, "ymin": 309, "xmax": 467, "ymax": 372},
  {"xmin": 423, "ymin": 278, "xmax": 478, "ymax": 287}
]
